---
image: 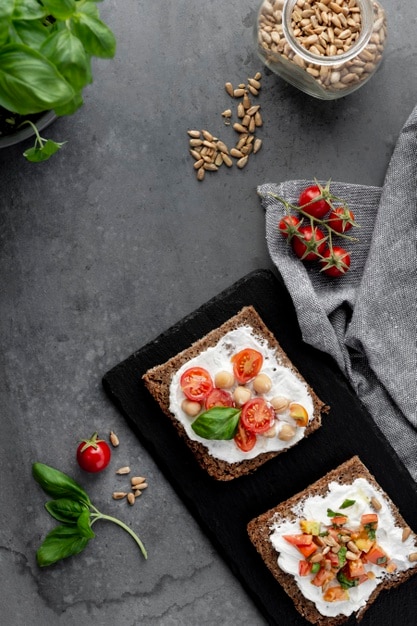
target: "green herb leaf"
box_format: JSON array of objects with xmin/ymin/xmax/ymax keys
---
[
  {"xmin": 40, "ymin": 29, "xmax": 91, "ymax": 91},
  {"xmin": 42, "ymin": 0, "xmax": 76, "ymax": 21},
  {"xmin": 327, "ymin": 508, "xmax": 338, "ymax": 518},
  {"xmin": 77, "ymin": 509, "xmax": 95, "ymax": 539},
  {"xmin": 364, "ymin": 523, "xmax": 377, "ymax": 540},
  {"xmin": 337, "ymin": 571, "xmax": 359, "ymax": 590},
  {"xmin": 191, "ymin": 407, "xmax": 241, "ymax": 440},
  {"xmin": 36, "ymin": 525, "xmax": 90, "ymax": 567},
  {"xmin": 70, "ymin": 13, "xmax": 116, "ymax": 59},
  {"xmin": 338, "ymin": 545, "xmax": 347, "ymax": 567},
  {"xmin": 45, "ymin": 498, "xmax": 88, "ymax": 524},
  {"xmin": 340, "ymin": 499, "xmax": 355, "ymax": 509},
  {"xmin": 32, "ymin": 463, "xmax": 91, "ymax": 505},
  {"xmin": 12, "ymin": 0, "xmax": 47, "ymax": 21}
]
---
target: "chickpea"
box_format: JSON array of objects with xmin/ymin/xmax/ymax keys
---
[
  {"xmin": 233, "ymin": 385, "xmax": 251, "ymax": 406},
  {"xmin": 181, "ymin": 399, "xmax": 201, "ymax": 417},
  {"xmin": 270, "ymin": 396, "xmax": 290, "ymax": 413},
  {"xmin": 262, "ymin": 424, "xmax": 277, "ymax": 438},
  {"xmin": 253, "ymin": 373, "xmax": 272, "ymax": 394},
  {"xmin": 278, "ymin": 423, "xmax": 296, "ymax": 441},
  {"xmin": 214, "ymin": 370, "xmax": 235, "ymax": 389}
]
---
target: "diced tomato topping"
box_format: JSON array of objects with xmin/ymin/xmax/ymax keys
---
[
  {"xmin": 361, "ymin": 513, "xmax": 378, "ymax": 526},
  {"xmin": 299, "ymin": 560, "xmax": 312, "ymax": 576},
  {"xmin": 298, "ymin": 543, "xmax": 318, "ymax": 558},
  {"xmin": 347, "ymin": 559, "xmax": 366, "ymax": 579},
  {"xmin": 366, "ymin": 544, "xmax": 388, "ymax": 566},
  {"xmin": 331, "ymin": 516, "xmax": 348, "ymax": 526},
  {"xmin": 311, "ymin": 568, "xmax": 335, "ymax": 587},
  {"xmin": 283, "ymin": 534, "xmax": 314, "ymax": 547},
  {"xmin": 323, "ymin": 586, "xmax": 349, "ymax": 602},
  {"xmin": 326, "ymin": 552, "xmax": 340, "ymax": 568}
]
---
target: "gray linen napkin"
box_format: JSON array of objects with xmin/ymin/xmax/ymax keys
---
[{"xmin": 258, "ymin": 105, "xmax": 417, "ymax": 482}]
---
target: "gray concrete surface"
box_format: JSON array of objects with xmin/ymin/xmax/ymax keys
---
[{"xmin": 1, "ymin": 1, "xmax": 416, "ymax": 625}]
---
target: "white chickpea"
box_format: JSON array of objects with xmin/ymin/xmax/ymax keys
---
[
  {"xmin": 262, "ymin": 424, "xmax": 277, "ymax": 438},
  {"xmin": 233, "ymin": 385, "xmax": 252, "ymax": 406},
  {"xmin": 214, "ymin": 370, "xmax": 235, "ymax": 389},
  {"xmin": 270, "ymin": 396, "xmax": 290, "ymax": 412},
  {"xmin": 181, "ymin": 399, "xmax": 201, "ymax": 417},
  {"xmin": 253, "ymin": 373, "xmax": 272, "ymax": 394},
  {"xmin": 278, "ymin": 423, "xmax": 296, "ymax": 441}
]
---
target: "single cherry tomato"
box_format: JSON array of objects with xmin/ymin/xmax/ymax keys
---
[
  {"xmin": 278, "ymin": 214, "xmax": 301, "ymax": 239},
  {"xmin": 241, "ymin": 398, "xmax": 275, "ymax": 434},
  {"xmin": 320, "ymin": 246, "xmax": 351, "ymax": 277},
  {"xmin": 180, "ymin": 367, "xmax": 213, "ymax": 402},
  {"xmin": 204, "ymin": 388, "xmax": 234, "ymax": 410},
  {"xmin": 298, "ymin": 185, "xmax": 331, "ymax": 218},
  {"xmin": 327, "ymin": 206, "xmax": 355, "ymax": 233},
  {"xmin": 289, "ymin": 402, "xmax": 309, "ymax": 427},
  {"xmin": 76, "ymin": 432, "xmax": 111, "ymax": 473},
  {"xmin": 234, "ymin": 420, "xmax": 257, "ymax": 452},
  {"xmin": 232, "ymin": 348, "xmax": 263, "ymax": 384},
  {"xmin": 291, "ymin": 225, "xmax": 326, "ymax": 261}
]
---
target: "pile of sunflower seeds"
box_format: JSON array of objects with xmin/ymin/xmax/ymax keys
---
[{"xmin": 188, "ymin": 73, "xmax": 263, "ymax": 181}]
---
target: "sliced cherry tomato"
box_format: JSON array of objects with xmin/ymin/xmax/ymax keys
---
[
  {"xmin": 241, "ymin": 398, "xmax": 275, "ymax": 434},
  {"xmin": 320, "ymin": 246, "xmax": 351, "ymax": 277},
  {"xmin": 76, "ymin": 432, "xmax": 111, "ymax": 473},
  {"xmin": 231, "ymin": 348, "xmax": 263, "ymax": 384},
  {"xmin": 234, "ymin": 420, "xmax": 257, "ymax": 452},
  {"xmin": 180, "ymin": 367, "xmax": 213, "ymax": 402},
  {"xmin": 298, "ymin": 184, "xmax": 331, "ymax": 219},
  {"xmin": 291, "ymin": 225, "xmax": 326, "ymax": 261},
  {"xmin": 328, "ymin": 206, "xmax": 355, "ymax": 233},
  {"xmin": 279, "ymin": 214, "xmax": 301, "ymax": 239},
  {"xmin": 205, "ymin": 388, "xmax": 234, "ymax": 410},
  {"xmin": 289, "ymin": 402, "xmax": 309, "ymax": 427}
]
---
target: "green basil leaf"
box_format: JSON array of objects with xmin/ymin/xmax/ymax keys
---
[
  {"xmin": 52, "ymin": 91, "xmax": 83, "ymax": 116},
  {"xmin": 0, "ymin": 0, "xmax": 14, "ymax": 45},
  {"xmin": 32, "ymin": 463, "xmax": 91, "ymax": 505},
  {"xmin": 71, "ymin": 13, "xmax": 116, "ymax": 58},
  {"xmin": 340, "ymin": 499, "xmax": 355, "ymax": 509},
  {"xmin": 41, "ymin": 29, "xmax": 91, "ymax": 91},
  {"xmin": 327, "ymin": 508, "xmax": 339, "ymax": 518},
  {"xmin": 23, "ymin": 139, "xmax": 66, "ymax": 162},
  {"xmin": 0, "ymin": 44, "xmax": 74, "ymax": 114},
  {"xmin": 45, "ymin": 498, "xmax": 88, "ymax": 524},
  {"xmin": 12, "ymin": 0, "xmax": 47, "ymax": 21},
  {"xmin": 41, "ymin": 0, "xmax": 76, "ymax": 20},
  {"xmin": 10, "ymin": 19, "xmax": 50, "ymax": 48},
  {"xmin": 337, "ymin": 571, "xmax": 359, "ymax": 590},
  {"xmin": 77, "ymin": 509, "xmax": 95, "ymax": 539},
  {"xmin": 191, "ymin": 407, "xmax": 241, "ymax": 440},
  {"xmin": 36, "ymin": 525, "xmax": 90, "ymax": 567}
]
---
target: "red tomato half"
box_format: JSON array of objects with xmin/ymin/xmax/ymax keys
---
[
  {"xmin": 76, "ymin": 432, "xmax": 111, "ymax": 473},
  {"xmin": 232, "ymin": 348, "xmax": 263, "ymax": 384},
  {"xmin": 241, "ymin": 398, "xmax": 274, "ymax": 434},
  {"xmin": 291, "ymin": 225, "xmax": 326, "ymax": 261},
  {"xmin": 298, "ymin": 185, "xmax": 331, "ymax": 218},
  {"xmin": 180, "ymin": 367, "xmax": 213, "ymax": 402},
  {"xmin": 234, "ymin": 420, "xmax": 257, "ymax": 452},
  {"xmin": 205, "ymin": 388, "xmax": 234, "ymax": 410}
]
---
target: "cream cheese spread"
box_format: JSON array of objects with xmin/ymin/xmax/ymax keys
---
[
  {"xmin": 269, "ymin": 477, "xmax": 417, "ymax": 618},
  {"xmin": 168, "ymin": 325, "xmax": 314, "ymax": 462}
]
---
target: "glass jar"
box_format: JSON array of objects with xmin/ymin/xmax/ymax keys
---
[{"xmin": 255, "ymin": 0, "xmax": 387, "ymax": 99}]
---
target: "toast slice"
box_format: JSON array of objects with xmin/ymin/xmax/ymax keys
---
[
  {"xmin": 247, "ymin": 456, "xmax": 417, "ymax": 625},
  {"xmin": 142, "ymin": 305, "xmax": 328, "ymax": 480}
]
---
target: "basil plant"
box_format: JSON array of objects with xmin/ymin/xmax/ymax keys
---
[{"xmin": 0, "ymin": 0, "xmax": 116, "ymax": 161}]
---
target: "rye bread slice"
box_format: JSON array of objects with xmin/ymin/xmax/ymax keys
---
[
  {"xmin": 142, "ymin": 305, "xmax": 328, "ymax": 481},
  {"xmin": 247, "ymin": 455, "xmax": 417, "ymax": 625}
]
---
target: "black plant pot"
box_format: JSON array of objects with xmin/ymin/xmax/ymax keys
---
[{"xmin": 0, "ymin": 110, "xmax": 57, "ymax": 149}]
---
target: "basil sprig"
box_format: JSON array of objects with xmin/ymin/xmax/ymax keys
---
[
  {"xmin": 33, "ymin": 463, "xmax": 147, "ymax": 567},
  {"xmin": 191, "ymin": 407, "xmax": 241, "ymax": 440}
]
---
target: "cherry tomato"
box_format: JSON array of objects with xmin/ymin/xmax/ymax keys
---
[
  {"xmin": 234, "ymin": 420, "xmax": 257, "ymax": 452},
  {"xmin": 291, "ymin": 225, "xmax": 326, "ymax": 261},
  {"xmin": 232, "ymin": 348, "xmax": 263, "ymax": 384},
  {"xmin": 241, "ymin": 398, "xmax": 275, "ymax": 434},
  {"xmin": 298, "ymin": 185, "xmax": 331, "ymax": 218},
  {"xmin": 278, "ymin": 214, "xmax": 301, "ymax": 239},
  {"xmin": 320, "ymin": 246, "xmax": 351, "ymax": 277},
  {"xmin": 328, "ymin": 206, "xmax": 355, "ymax": 233},
  {"xmin": 205, "ymin": 388, "xmax": 234, "ymax": 410},
  {"xmin": 180, "ymin": 367, "xmax": 213, "ymax": 402},
  {"xmin": 76, "ymin": 432, "xmax": 111, "ymax": 473}
]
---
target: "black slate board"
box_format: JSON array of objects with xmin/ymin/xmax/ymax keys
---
[{"xmin": 102, "ymin": 269, "xmax": 417, "ymax": 626}]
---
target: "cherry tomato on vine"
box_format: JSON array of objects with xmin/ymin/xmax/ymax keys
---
[
  {"xmin": 76, "ymin": 432, "xmax": 111, "ymax": 473},
  {"xmin": 327, "ymin": 206, "xmax": 355, "ymax": 233},
  {"xmin": 234, "ymin": 420, "xmax": 257, "ymax": 452},
  {"xmin": 204, "ymin": 388, "xmax": 234, "ymax": 410},
  {"xmin": 232, "ymin": 348, "xmax": 263, "ymax": 384},
  {"xmin": 291, "ymin": 225, "xmax": 326, "ymax": 261},
  {"xmin": 320, "ymin": 246, "xmax": 351, "ymax": 277},
  {"xmin": 241, "ymin": 398, "xmax": 275, "ymax": 434},
  {"xmin": 279, "ymin": 214, "xmax": 301, "ymax": 238},
  {"xmin": 298, "ymin": 185, "xmax": 331, "ymax": 219},
  {"xmin": 180, "ymin": 367, "xmax": 213, "ymax": 402}
]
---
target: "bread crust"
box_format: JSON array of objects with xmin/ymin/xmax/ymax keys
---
[
  {"xmin": 142, "ymin": 305, "xmax": 328, "ymax": 480},
  {"xmin": 247, "ymin": 455, "xmax": 417, "ymax": 625}
]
